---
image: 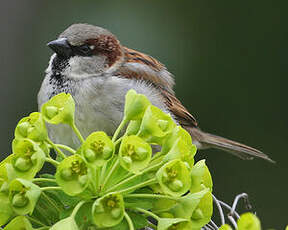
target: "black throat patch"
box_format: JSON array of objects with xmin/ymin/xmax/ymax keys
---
[{"xmin": 48, "ymin": 55, "xmax": 74, "ymax": 98}]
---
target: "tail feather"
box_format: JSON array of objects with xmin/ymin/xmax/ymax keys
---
[{"xmin": 187, "ymin": 127, "xmax": 275, "ymax": 163}]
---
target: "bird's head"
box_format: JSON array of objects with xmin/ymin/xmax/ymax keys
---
[{"xmin": 46, "ymin": 23, "xmax": 124, "ymax": 79}]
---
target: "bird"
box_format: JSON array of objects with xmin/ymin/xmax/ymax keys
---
[{"xmin": 38, "ymin": 23, "xmax": 273, "ymax": 162}]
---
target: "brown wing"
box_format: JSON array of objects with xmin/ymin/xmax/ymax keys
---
[
  {"xmin": 160, "ymin": 89, "xmax": 198, "ymax": 127},
  {"xmin": 114, "ymin": 46, "xmax": 198, "ymax": 127},
  {"xmin": 115, "ymin": 47, "xmax": 175, "ymax": 94}
]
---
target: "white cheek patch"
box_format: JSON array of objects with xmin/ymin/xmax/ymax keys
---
[
  {"xmin": 45, "ymin": 53, "xmax": 57, "ymax": 74},
  {"xmin": 62, "ymin": 55, "xmax": 107, "ymax": 79}
]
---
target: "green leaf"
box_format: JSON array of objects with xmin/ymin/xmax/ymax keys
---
[
  {"xmin": 0, "ymin": 192, "xmax": 14, "ymax": 226},
  {"xmin": 190, "ymin": 160, "xmax": 213, "ymax": 193},
  {"xmin": 41, "ymin": 92, "xmax": 75, "ymax": 125},
  {"xmin": 14, "ymin": 112, "xmax": 48, "ymax": 142},
  {"xmin": 92, "ymin": 192, "xmax": 125, "ymax": 228},
  {"xmin": 80, "ymin": 131, "xmax": 114, "ymax": 167},
  {"xmin": 3, "ymin": 216, "xmax": 33, "ymax": 230},
  {"xmin": 124, "ymin": 89, "xmax": 151, "ymax": 121},
  {"xmin": 8, "ymin": 139, "xmax": 45, "ymax": 180},
  {"xmin": 124, "ymin": 197, "xmax": 154, "ymax": 210},
  {"xmin": 9, "ymin": 178, "xmax": 41, "ymax": 215},
  {"xmin": 156, "ymin": 159, "xmax": 191, "ymax": 197},
  {"xmin": 237, "ymin": 213, "xmax": 261, "ymax": 230},
  {"xmin": 137, "ymin": 105, "xmax": 176, "ymax": 145},
  {"xmin": 119, "ymin": 135, "xmax": 152, "ymax": 174},
  {"xmin": 50, "ymin": 217, "xmax": 79, "ymax": 230},
  {"xmin": 55, "ymin": 155, "xmax": 90, "ymax": 196}
]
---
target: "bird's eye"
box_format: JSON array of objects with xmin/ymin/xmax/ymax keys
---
[{"xmin": 78, "ymin": 44, "xmax": 92, "ymax": 55}]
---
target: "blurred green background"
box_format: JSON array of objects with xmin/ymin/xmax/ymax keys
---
[{"xmin": 0, "ymin": 0, "xmax": 287, "ymax": 228}]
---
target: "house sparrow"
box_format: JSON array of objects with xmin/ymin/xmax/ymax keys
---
[{"xmin": 38, "ymin": 23, "xmax": 273, "ymax": 162}]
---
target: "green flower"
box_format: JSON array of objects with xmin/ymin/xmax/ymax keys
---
[
  {"xmin": 219, "ymin": 224, "xmax": 233, "ymax": 230},
  {"xmin": 15, "ymin": 112, "xmax": 48, "ymax": 142},
  {"xmin": 0, "ymin": 154, "xmax": 14, "ymax": 183},
  {"xmin": 55, "ymin": 155, "xmax": 89, "ymax": 196},
  {"xmin": 80, "ymin": 132, "xmax": 114, "ymax": 167},
  {"xmin": 169, "ymin": 188, "xmax": 213, "ymax": 228},
  {"xmin": 190, "ymin": 190, "xmax": 213, "ymax": 228},
  {"xmin": 237, "ymin": 213, "xmax": 261, "ymax": 230},
  {"xmin": 125, "ymin": 120, "xmax": 142, "ymax": 136},
  {"xmin": 157, "ymin": 218, "xmax": 192, "ymax": 230},
  {"xmin": 119, "ymin": 135, "xmax": 152, "ymax": 174},
  {"xmin": 92, "ymin": 192, "xmax": 124, "ymax": 228},
  {"xmin": 8, "ymin": 139, "xmax": 45, "ymax": 180},
  {"xmin": 50, "ymin": 217, "xmax": 79, "ymax": 230},
  {"xmin": 163, "ymin": 138, "xmax": 196, "ymax": 169},
  {"xmin": 190, "ymin": 160, "xmax": 213, "ymax": 193},
  {"xmin": 41, "ymin": 92, "xmax": 75, "ymax": 125},
  {"xmin": 3, "ymin": 216, "xmax": 33, "ymax": 230},
  {"xmin": 137, "ymin": 105, "xmax": 176, "ymax": 145},
  {"xmin": 161, "ymin": 126, "xmax": 193, "ymax": 154},
  {"xmin": 9, "ymin": 178, "xmax": 41, "ymax": 215},
  {"xmin": 156, "ymin": 159, "xmax": 191, "ymax": 197},
  {"xmin": 124, "ymin": 89, "xmax": 151, "ymax": 121}
]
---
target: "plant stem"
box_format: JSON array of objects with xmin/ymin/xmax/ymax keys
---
[
  {"xmin": 124, "ymin": 212, "xmax": 135, "ymax": 230},
  {"xmin": 133, "ymin": 207, "xmax": 160, "ymax": 221},
  {"xmin": 46, "ymin": 139, "xmax": 67, "ymax": 159},
  {"xmin": 114, "ymin": 136, "xmax": 123, "ymax": 146},
  {"xmin": 99, "ymin": 163, "xmax": 107, "ymax": 187},
  {"xmin": 124, "ymin": 193, "xmax": 178, "ymax": 201},
  {"xmin": 106, "ymin": 162, "xmax": 162, "ymax": 193},
  {"xmin": 41, "ymin": 186, "xmax": 62, "ymax": 192},
  {"xmin": 101, "ymin": 158, "xmax": 119, "ymax": 190},
  {"xmin": 33, "ymin": 178, "xmax": 56, "ymax": 183},
  {"xmin": 55, "ymin": 144, "xmax": 76, "ymax": 154},
  {"xmin": 71, "ymin": 122, "xmax": 85, "ymax": 143},
  {"xmin": 26, "ymin": 216, "xmax": 47, "ymax": 227},
  {"xmin": 112, "ymin": 119, "xmax": 127, "ymax": 142},
  {"xmin": 45, "ymin": 158, "xmax": 60, "ymax": 166},
  {"xmin": 117, "ymin": 178, "xmax": 157, "ymax": 194},
  {"xmin": 71, "ymin": 200, "xmax": 86, "ymax": 219}
]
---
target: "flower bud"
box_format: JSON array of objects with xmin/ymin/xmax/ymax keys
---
[
  {"xmin": 92, "ymin": 192, "xmax": 124, "ymax": 228},
  {"xmin": 9, "ymin": 179, "xmax": 41, "ymax": 215},
  {"xmin": 12, "ymin": 193, "xmax": 28, "ymax": 208},
  {"xmin": 41, "ymin": 93, "xmax": 75, "ymax": 125},
  {"xmin": 156, "ymin": 160, "xmax": 191, "ymax": 197},
  {"xmin": 14, "ymin": 157, "xmax": 32, "ymax": 172},
  {"xmin": 11, "ymin": 139, "xmax": 45, "ymax": 180},
  {"xmin": 80, "ymin": 132, "xmax": 114, "ymax": 167},
  {"xmin": 119, "ymin": 135, "xmax": 152, "ymax": 174},
  {"xmin": 190, "ymin": 160, "xmax": 213, "ymax": 193},
  {"xmin": 55, "ymin": 155, "xmax": 89, "ymax": 196},
  {"xmin": 136, "ymin": 105, "xmax": 176, "ymax": 145},
  {"xmin": 124, "ymin": 89, "xmax": 150, "ymax": 121},
  {"xmin": 15, "ymin": 112, "xmax": 48, "ymax": 142}
]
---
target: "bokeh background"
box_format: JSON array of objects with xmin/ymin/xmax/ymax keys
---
[{"xmin": 0, "ymin": 0, "xmax": 287, "ymax": 228}]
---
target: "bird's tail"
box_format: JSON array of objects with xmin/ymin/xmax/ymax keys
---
[{"xmin": 187, "ymin": 127, "xmax": 274, "ymax": 163}]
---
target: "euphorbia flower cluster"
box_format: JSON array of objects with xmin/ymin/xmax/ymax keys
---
[{"xmin": 0, "ymin": 90, "xmax": 215, "ymax": 230}]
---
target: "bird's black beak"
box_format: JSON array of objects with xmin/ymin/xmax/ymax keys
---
[{"xmin": 47, "ymin": 38, "xmax": 73, "ymax": 58}]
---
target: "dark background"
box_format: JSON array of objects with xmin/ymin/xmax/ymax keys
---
[{"xmin": 0, "ymin": 1, "xmax": 287, "ymax": 228}]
